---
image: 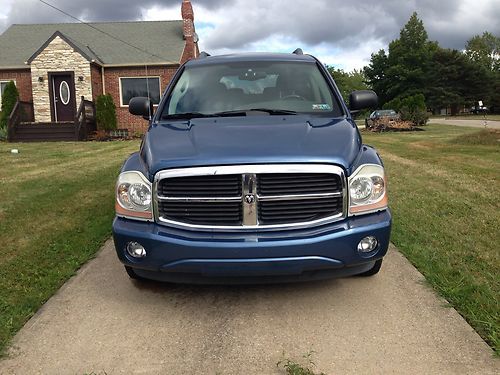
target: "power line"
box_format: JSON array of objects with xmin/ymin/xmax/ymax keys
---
[{"xmin": 37, "ymin": 0, "xmax": 168, "ymax": 62}]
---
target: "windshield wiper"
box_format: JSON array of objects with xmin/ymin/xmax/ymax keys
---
[
  {"xmin": 211, "ymin": 108, "xmax": 298, "ymax": 116},
  {"xmin": 162, "ymin": 109, "xmax": 298, "ymax": 120},
  {"xmin": 161, "ymin": 112, "xmax": 216, "ymax": 120}
]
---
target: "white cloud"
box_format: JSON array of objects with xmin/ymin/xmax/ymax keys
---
[{"xmin": 1, "ymin": 0, "xmax": 499, "ymax": 71}]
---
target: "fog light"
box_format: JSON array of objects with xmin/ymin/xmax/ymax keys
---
[
  {"xmin": 358, "ymin": 236, "xmax": 378, "ymax": 253},
  {"xmin": 126, "ymin": 241, "xmax": 146, "ymax": 258}
]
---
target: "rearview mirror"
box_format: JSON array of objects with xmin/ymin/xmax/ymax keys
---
[
  {"xmin": 349, "ymin": 90, "xmax": 378, "ymax": 112},
  {"xmin": 129, "ymin": 97, "xmax": 153, "ymax": 120}
]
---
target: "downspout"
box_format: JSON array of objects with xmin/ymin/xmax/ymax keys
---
[{"xmin": 101, "ymin": 66, "xmax": 105, "ymax": 95}]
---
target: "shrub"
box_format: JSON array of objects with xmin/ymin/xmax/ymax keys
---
[
  {"xmin": 400, "ymin": 94, "xmax": 429, "ymax": 126},
  {"xmin": 95, "ymin": 94, "xmax": 117, "ymax": 131},
  {"xmin": 0, "ymin": 81, "xmax": 19, "ymax": 130},
  {"xmin": 384, "ymin": 94, "xmax": 429, "ymax": 126},
  {"xmin": 0, "ymin": 123, "xmax": 7, "ymax": 141},
  {"xmin": 383, "ymin": 97, "xmax": 402, "ymax": 112}
]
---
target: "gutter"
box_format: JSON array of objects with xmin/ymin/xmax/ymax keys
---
[
  {"xmin": 3, "ymin": 65, "xmax": 32, "ymax": 70},
  {"xmin": 102, "ymin": 62, "xmax": 179, "ymax": 68}
]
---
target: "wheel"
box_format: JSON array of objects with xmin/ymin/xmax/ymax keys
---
[
  {"xmin": 358, "ymin": 259, "xmax": 383, "ymax": 277},
  {"xmin": 124, "ymin": 266, "xmax": 146, "ymax": 280}
]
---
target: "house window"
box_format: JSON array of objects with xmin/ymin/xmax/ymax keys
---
[
  {"xmin": 0, "ymin": 80, "xmax": 16, "ymax": 108},
  {"xmin": 119, "ymin": 77, "xmax": 161, "ymax": 106}
]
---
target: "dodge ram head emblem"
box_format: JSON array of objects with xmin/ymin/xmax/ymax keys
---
[{"xmin": 244, "ymin": 194, "xmax": 255, "ymax": 204}]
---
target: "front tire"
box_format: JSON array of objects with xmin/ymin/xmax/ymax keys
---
[{"xmin": 358, "ymin": 259, "xmax": 383, "ymax": 276}]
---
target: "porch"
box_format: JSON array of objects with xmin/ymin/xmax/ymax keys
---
[{"xmin": 7, "ymin": 97, "xmax": 96, "ymax": 142}]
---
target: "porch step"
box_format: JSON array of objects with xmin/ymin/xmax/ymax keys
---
[{"xmin": 12, "ymin": 122, "xmax": 78, "ymax": 142}]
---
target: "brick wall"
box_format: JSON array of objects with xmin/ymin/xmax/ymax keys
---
[
  {"xmin": 181, "ymin": 0, "xmax": 198, "ymax": 63},
  {"xmin": 0, "ymin": 69, "xmax": 33, "ymax": 103},
  {"xmin": 90, "ymin": 64, "xmax": 103, "ymax": 100},
  {"xmin": 103, "ymin": 65, "xmax": 179, "ymax": 133}
]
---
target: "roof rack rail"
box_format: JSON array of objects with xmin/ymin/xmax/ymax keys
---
[
  {"xmin": 198, "ymin": 51, "xmax": 211, "ymax": 58},
  {"xmin": 292, "ymin": 48, "xmax": 303, "ymax": 55}
]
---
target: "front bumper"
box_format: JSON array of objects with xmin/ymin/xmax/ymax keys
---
[{"xmin": 112, "ymin": 209, "xmax": 391, "ymax": 284}]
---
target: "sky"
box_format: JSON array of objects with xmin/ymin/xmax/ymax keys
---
[{"xmin": 0, "ymin": 0, "xmax": 499, "ymax": 71}]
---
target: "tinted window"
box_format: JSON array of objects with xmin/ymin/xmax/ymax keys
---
[
  {"xmin": 120, "ymin": 77, "xmax": 160, "ymax": 105},
  {"xmin": 164, "ymin": 61, "xmax": 342, "ymax": 116}
]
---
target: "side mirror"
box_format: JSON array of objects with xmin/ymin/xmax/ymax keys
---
[
  {"xmin": 129, "ymin": 97, "xmax": 153, "ymax": 120},
  {"xmin": 349, "ymin": 90, "xmax": 378, "ymax": 112}
]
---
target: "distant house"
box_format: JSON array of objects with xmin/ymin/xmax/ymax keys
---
[{"xmin": 0, "ymin": 0, "xmax": 198, "ymax": 137}]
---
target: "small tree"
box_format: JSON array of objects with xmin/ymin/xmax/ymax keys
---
[
  {"xmin": 384, "ymin": 94, "xmax": 429, "ymax": 126},
  {"xmin": 0, "ymin": 81, "xmax": 19, "ymax": 130},
  {"xmin": 400, "ymin": 94, "xmax": 429, "ymax": 126},
  {"xmin": 95, "ymin": 94, "xmax": 117, "ymax": 131}
]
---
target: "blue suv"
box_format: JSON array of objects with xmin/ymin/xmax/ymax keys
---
[{"xmin": 112, "ymin": 51, "xmax": 391, "ymax": 284}]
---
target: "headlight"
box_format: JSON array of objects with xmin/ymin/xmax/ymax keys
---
[
  {"xmin": 348, "ymin": 164, "xmax": 387, "ymax": 215},
  {"xmin": 115, "ymin": 171, "xmax": 153, "ymax": 220}
]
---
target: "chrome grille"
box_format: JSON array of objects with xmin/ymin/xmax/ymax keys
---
[
  {"xmin": 158, "ymin": 174, "xmax": 241, "ymax": 197},
  {"xmin": 257, "ymin": 173, "xmax": 342, "ymax": 195},
  {"xmin": 258, "ymin": 197, "xmax": 343, "ymax": 225},
  {"xmin": 158, "ymin": 200, "xmax": 242, "ymax": 225},
  {"xmin": 154, "ymin": 165, "xmax": 346, "ymax": 231}
]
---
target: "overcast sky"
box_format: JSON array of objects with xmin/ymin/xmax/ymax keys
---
[{"xmin": 0, "ymin": 0, "xmax": 498, "ymax": 71}]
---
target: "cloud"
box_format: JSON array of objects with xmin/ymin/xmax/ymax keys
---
[
  {"xmin": 0, "ymin": 0, "xmax": 498, "ymax": 70},
  {"xmin": 0, "ymin": 0, "xmax": 224, "ymax": 26}
]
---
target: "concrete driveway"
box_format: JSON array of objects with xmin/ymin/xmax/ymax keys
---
[
  {"xmin": 429, "ymin": 118, "xmax": 500, "ymax": 129},
  {"xmin": 0, "ymin": 241, "xmax": 497, "ymax": 374}
]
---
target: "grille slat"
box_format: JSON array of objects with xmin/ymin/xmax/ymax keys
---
[
  {"xmin": 158, "ymin": 201, "xmax": 242, "ymax": 225},
  {"xmin": 158, "ymin": 174, "xmax": 241, "ymax": 197},
  {"xmin": 258, "ymin": 197, "xmax": 342, "ymax": 225},
  {"xmin": 156, "ymin": 168, "xmax": 344, "ymax": 228},
  {"xmin": 258, "ymin": 173, "xmax": 341, "ymax": 195}
]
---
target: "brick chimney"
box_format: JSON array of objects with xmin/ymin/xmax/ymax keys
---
[{"xmin": 180, "ymin": 0, "xmax": 199, "ymax": 63}]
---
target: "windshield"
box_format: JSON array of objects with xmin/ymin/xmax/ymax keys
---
[{"xmin": 163, "ymin": 61, "xmax": 342, "ymax": 118}]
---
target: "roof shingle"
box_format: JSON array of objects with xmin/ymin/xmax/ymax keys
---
[{"xmin": 0, "ymin": 20, "xmax": 185, "ymax": 68}]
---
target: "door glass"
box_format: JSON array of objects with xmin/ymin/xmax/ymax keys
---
[{"xmin": 60, "ymin": 81, "xmax": 70, "ymax": 105}]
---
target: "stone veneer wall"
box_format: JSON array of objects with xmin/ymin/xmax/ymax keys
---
[{"xmin": 30, "ymin": 36, "xmax": 92, "ymax": 122}]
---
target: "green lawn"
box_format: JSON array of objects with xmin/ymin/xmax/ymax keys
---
[
  {"xmin": 0, "ymin": 140, "xmax": 139, "ymax": 355},
  {"xmin": 363, "ymin": 124, "xmax": 499, "ymax": 354}
]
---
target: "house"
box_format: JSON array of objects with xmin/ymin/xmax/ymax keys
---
[{"xmin": 0, "ymin": 0, "xmax": 198, "ymax": 139}]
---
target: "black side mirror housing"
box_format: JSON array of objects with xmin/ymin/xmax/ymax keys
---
[
  {"xmin": 349, "ymin": 90, "xmax": 378, "ymax": 112},
  {"xmin": 129, "ymin": 97, "xmax": 153, "ymax": 120}
]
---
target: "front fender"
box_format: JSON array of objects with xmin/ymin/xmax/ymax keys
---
[
  {"xmin": 349, "ymin": 144, "xmax": 384, "ymax": 175},
  {"xmin": 120, "ymin": 151, "xmax": 150, "ymax": 181}
]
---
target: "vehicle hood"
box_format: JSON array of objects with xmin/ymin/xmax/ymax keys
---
[{"xmin": 141, "ymin": 116, "xmax": 362, "ymax": 179}]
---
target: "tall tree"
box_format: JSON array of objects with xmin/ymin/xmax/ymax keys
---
[
  {"xmin": 426, "ymin": 48, "xmax": 488, "ymax": 113},
  {"xmin": 385, "ymin": 12, "xmax": 437, "ymax": 100},
  {"xmin": 465, "ymin": 32, "xmax": 500, "ymax": 112},
  {"xmin": 465, "ymin": 32, "xmax": 500, "ymax": 71},
  {"xmin": 364, "ymin": 12, "xmax": 436, "ymax": 106},
  {"xmin": 363, "ymin": 49, "xmax": 390, "ymax": 104},
  {"xmin": 327, "ymin": 67, "xmax": 369, "ymax": 102}
]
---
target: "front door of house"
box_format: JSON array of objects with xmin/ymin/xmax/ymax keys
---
[{"xmin": 50, "ymin": 73, "xmax": 75, "ymax": 122}]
